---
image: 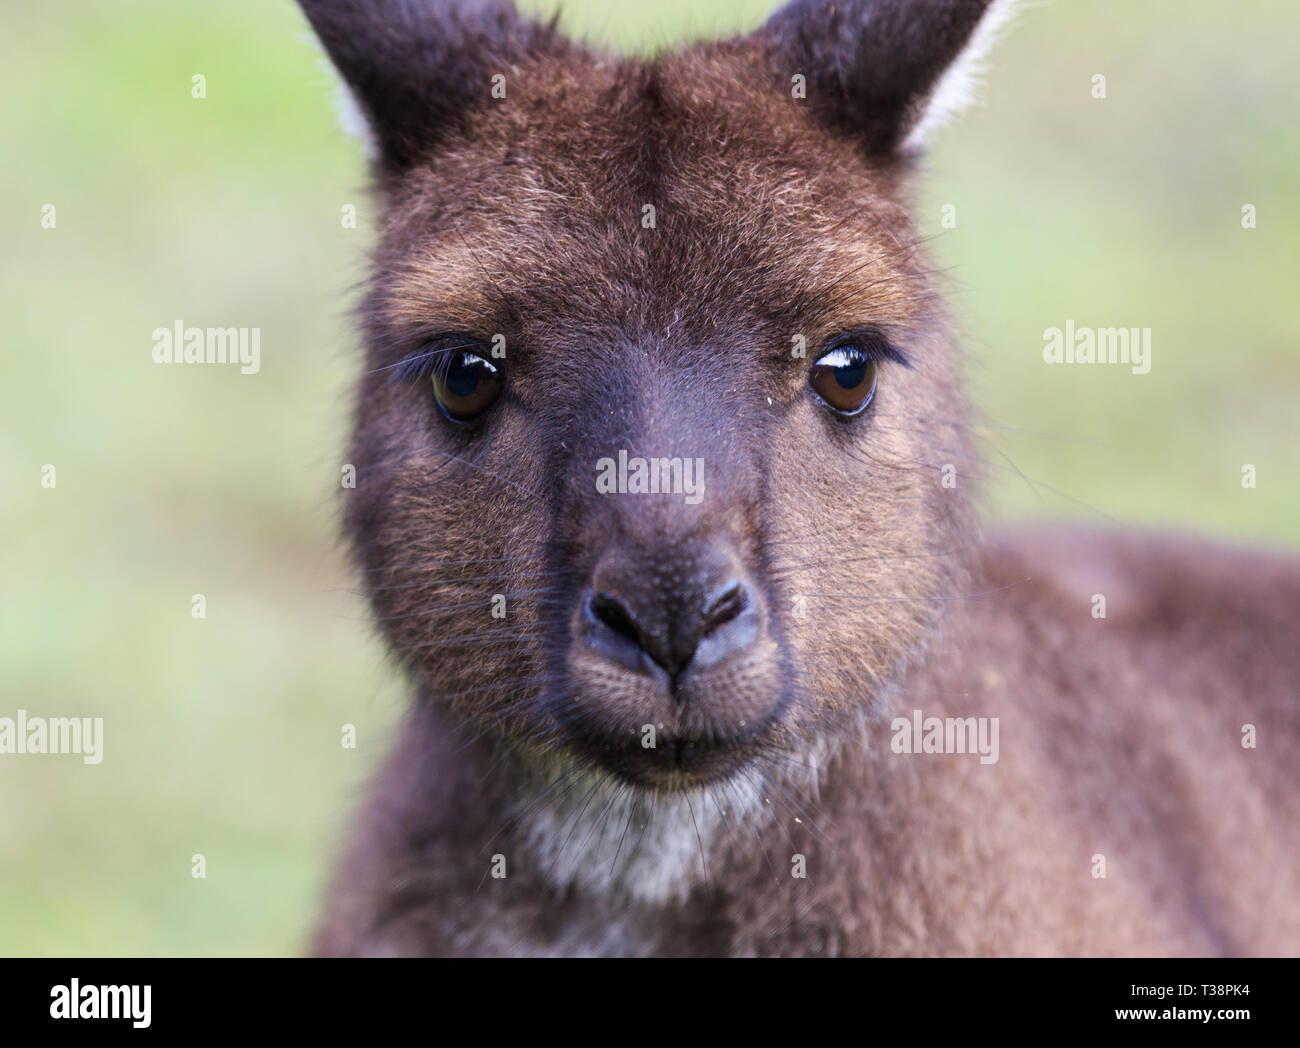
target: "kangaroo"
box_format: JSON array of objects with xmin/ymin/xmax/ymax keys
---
[{"xmin": 299, "ymin": 0, "xmax": 1300, "ymax": 956}]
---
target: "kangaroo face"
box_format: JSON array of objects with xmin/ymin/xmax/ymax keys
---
[{"xmin": 309, "ymin": 0, "xmax": 997, "ymax": 792}]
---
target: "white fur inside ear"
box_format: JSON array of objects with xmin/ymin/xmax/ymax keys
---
[
  {"xmin": 903, "ymin": 0, "xmax": 1019, "ymax": 152},
  {"xmin": 335, "ymin": 80, "xmax": 379, "ymax": 162},
  {"xmin": 302, "ymin": 31, "xmax": 379, "ymax": 162}
]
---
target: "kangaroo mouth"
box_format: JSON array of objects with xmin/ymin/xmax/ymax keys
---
[{"xmin": 554, "ymin": 705, "xmax": 783, "ymax": 790}]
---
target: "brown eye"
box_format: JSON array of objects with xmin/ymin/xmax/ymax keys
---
[
  {"xmin": 432, "ymin": 350, "xmax": 503, "ymax": 422},
  {"xmin": 809, "ymin": 346, "xmax": 878, "ymax": 415}
]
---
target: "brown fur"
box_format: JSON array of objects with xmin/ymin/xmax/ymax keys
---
[{"xmin": 299, "ymin": 0, "xmax": 1300, "ymax": 956}]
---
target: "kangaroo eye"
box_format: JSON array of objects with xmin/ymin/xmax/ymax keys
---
[
  {"xmin": 809, "ymin": 345, "xmax": 878, "ymax": 416},
  {"xmin": 432, "ymin": 351, "xmax": 503, "ymax": 422}
]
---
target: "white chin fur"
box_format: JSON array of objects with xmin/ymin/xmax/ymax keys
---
[
  {"xmin": 523, "ymin": 736, "xmax": 836, "ymax": 905},
  {"xmin": 523, "ymin": 773, "xmax": 765, "ymax": 905}
]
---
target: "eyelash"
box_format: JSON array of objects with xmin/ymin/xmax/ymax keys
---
[
  {"xmin": 388, "ymin": 339, "xmax": 487, "ymax": 385},
  {"xmin": 820, "ymin": 329, "xmax": 912, "ymax": 369}
]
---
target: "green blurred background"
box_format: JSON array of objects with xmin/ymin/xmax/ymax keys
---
[{"xmin": 1, "ymin": 0, "xmax": 1295, "ymax": 955}]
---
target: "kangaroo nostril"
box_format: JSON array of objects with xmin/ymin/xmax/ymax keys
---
[
  {"xmin": 581, "ymin": 553, "xmax": 762, "ymax": 681},
  {"xmin": 588, "ymin": 590, "xmax": 643, "ymax": 645},
  {"xmin": 701, "ymin": 581, "xmax": 746, "ymax": 634}
]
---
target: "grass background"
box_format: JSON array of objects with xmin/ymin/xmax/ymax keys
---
[{"xmin": 1, "ymin": 0, "xmax": 1295, "ymax": 955}]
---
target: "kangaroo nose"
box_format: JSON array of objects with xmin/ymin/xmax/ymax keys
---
[{"xmin": 582, "ymin": 544, "xmax": 761, "ymax": 680}]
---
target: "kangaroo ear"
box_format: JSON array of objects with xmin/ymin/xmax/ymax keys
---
[
  {"xmin": 761, "ymin": 0, "xmax": 1016, "ymax": 155},
  {"xmin": 297, "ymin": 0, "xmax": 565, "ymax": 173}
]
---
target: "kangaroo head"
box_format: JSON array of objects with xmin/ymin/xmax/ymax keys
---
[{"xmin": 304, "ymin": 0, "xmax": 1003, "ymax": 791}]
